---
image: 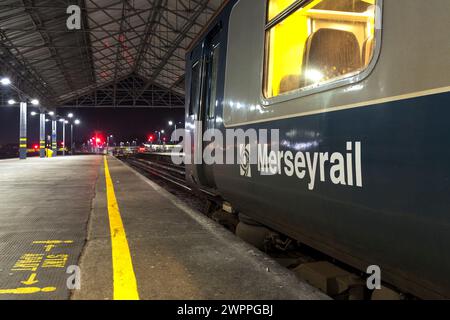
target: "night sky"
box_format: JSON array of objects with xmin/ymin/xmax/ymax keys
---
[{"xmin": 0, "ymin": 106, "xmax": 185, "ymax": 146}]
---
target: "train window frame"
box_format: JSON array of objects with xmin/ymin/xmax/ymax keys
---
[{"xmin": 261, "ymin": 0, "xmax": 383, "ymax": 107}]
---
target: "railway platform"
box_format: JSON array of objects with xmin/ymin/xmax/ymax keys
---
[{"xmin": 0, "ymin": 155, "xmax": 328, "ymax": 300}]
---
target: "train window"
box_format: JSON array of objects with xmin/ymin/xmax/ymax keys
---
[
  {"xmin": 189, "ymin": 61, "xmax": 201, "ymax": 116},
  {"xmin": 268, "ymin": 0, "xmax": 297, "ymax": 21},
  {"xmin": 264, "ymin": 0, "xmax": 377, "ymax": 98},
  {"xmin": 208, "ymin": 44, "xmax": 220, "ymax": 119}
]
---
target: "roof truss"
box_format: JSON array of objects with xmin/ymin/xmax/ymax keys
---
[{"xmin": 0, "ymin": 0, "xmax": 225, "ymax": 107}]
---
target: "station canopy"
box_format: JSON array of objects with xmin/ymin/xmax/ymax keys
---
[{"xmin": 0, "ymin": 0, "xmax": 225, "ymax": 108}]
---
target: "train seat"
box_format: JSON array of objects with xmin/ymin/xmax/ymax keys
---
[
  {"xmin": 279, "ymin": 74, "xmax": 302, "ymax": 94},
  {"xmin": 302, "ymin": 28, "xmax": 362, "ymax": 87}
]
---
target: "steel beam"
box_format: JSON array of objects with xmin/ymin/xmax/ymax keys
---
[{"xmin": 0, "ymin": 0, "xmax": 223, "ymax": 105}]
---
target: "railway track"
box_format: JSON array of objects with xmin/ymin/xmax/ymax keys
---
[
  {"xmin": 118, "ymin": 152, "xmax": 409, "ymax": 301},
  {"xmin": 118, "ymin": 153, "xmax": 220, "ymax": 217},
  {"xmin": 125, "ymin": 156, "xmax": 189, "ymax": 191},
  {"xmin": 121, "ymin": 153, "xmax": 217, "ymax": 197}
]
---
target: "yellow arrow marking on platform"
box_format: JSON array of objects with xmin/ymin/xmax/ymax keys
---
[
  {"xmin": 21, "ymin": 273, "xmax": 39, "ymax": 286},
  {"xmin": 33, "ymin": 240, "xmax": 74, "ymax": 244},
  {"xmin": 0, "ymin": 287, "xmax": 56, "ymax": 295},
  {"xmin": 104, "ymin": 156, "xmax": 140, "ymax": 300},
  {"xmin": 32, "ymin": 240, "xmax": 74, "ymax": 252}
]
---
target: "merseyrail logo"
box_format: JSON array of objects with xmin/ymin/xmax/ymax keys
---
[
  {"xmin": 239, "ymin": 144, "xmax": 252, "ymax": 178},
  {"xmin": 240, "ymin": 141, "xmax": 363, "ymax": 191}
]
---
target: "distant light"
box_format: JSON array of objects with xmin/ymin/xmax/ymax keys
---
[
  {"xmin": 48, "ymin": 111, "xmax": 55, "ymax": 116},
  {"xmin": 74, "ymin": 119, "xmax": 80, "ymax": 125},
  {"xmin": 59, "ymin": 118, "xmax": 65, "ymax": 122},
  {"xmin": 8, "ymin": 99, "xmax": 16, "ymax": 105},
  {"xmin": 161, "ymin": 130, "xmax": 165, "ymax": 134},
  {"xmin": 1, "ymin": 78, "xmax": 11, "ymax": 86},
  {"xmin": 168, "ymin": 121, "xmax": 173, "ymax": 126},
  {"xmin": 68, "ymin": 113, "xmax": 74, "ymax": 118},
  {"xmin": 30, "ymin": 111, "xmax": 37, "ymax": 116},
  {"xmin": 65, "ymin": 120, "xmax": 69, "ymax": 124},
  {"xmin": 45, "ymin": 119, "xmax": 50, "ymax": 122},
  {"xmin": 31, "ymin": 99, "xmax": 39, "ymax": 106}
]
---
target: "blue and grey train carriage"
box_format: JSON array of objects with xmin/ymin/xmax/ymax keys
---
[{"xmin": 184, "ymin": 0, "xmax": 450, "ymax": 299}]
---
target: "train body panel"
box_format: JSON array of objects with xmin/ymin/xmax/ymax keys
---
[{"xmin": 185, "ymin": 0, "xmax": 450, "ymax": 299}]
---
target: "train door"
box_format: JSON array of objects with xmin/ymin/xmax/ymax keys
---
[{"xmin": 190, "ymin": 24, "xmax": 222, "ymax": 189}]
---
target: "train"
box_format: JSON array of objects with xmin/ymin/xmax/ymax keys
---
[{"xmin": 183, "ymin": 0, "xmax": 450, "ymax": 299}]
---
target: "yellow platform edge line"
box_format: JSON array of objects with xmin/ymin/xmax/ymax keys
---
[{"xmin": 103, "ymin": 156, "xmax": 140, "ymax": 300}]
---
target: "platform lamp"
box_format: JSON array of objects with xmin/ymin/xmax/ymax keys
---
[
  {"xmin": 106, "ymin": 134, "xmax": 113, "ymax": 154},
  {"xmin": 45, "ymin": 117, "xmax": 51, "ymax": 151},
  {"xmin": 66, "ymin": 113, "xmax": 77, "ymax": 154},
  {"xmin": 168, "ymin": 121, "xmax": 182, "ymax": 143},
  {"xmin": 5, "ymin": 97, "xmax": 27, "ymax": 159},
  {"xmin": 48, "ymin": 111, "xmax": 58, "ymax": 157},
  {"xmin": 155, "ymin": 130, "xmax": 165, "ymax": 144},
  {"xmin": 2, "ymin": 76, "xmax": 40, "ymax": 160},
  {"xmin": 39, "ymin": 109, "xmax": 48, "ymax": 158},
  {"xmin": 69, "ymin": 117, "xmax": 81, "ymax": 156},
  {"xmin": 30, "ymin": 108, "xmax": 47, "ymax": 158},
  {"xmin": 59, "ymin": 118, "xmax": 67, "ymax": 156}
]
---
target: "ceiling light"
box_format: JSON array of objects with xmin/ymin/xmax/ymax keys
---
[{"xmin": 1, "ymin": 78, "xmax": 11, "ymax": 86}]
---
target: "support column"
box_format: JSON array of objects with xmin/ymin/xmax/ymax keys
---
[
  {"xmin": 70, "ymin": 124, "xmax": 74, "ymax": 155},
  {"xmin": 19, "ymin": 102, "xmax": 27, "ymax": 160},
  {"xmin": 62, "ymin": 122, "xmax": 66, "ymax": 156},
  {"xmin": 39, "ymin": 112, "xmax": 46, "ymax": 158},
  {"xmin": 52, "ymin": 120, "xmax": 57, "ymax": 157}
]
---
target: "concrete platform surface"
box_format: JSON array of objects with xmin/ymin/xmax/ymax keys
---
[
  {"xmin": 0, "ymin": 155, "xmax": 328, "ymax": 300},
  {"xmin": 0, "ymin": 156, "xmax": 102, "ymax": 299}
]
